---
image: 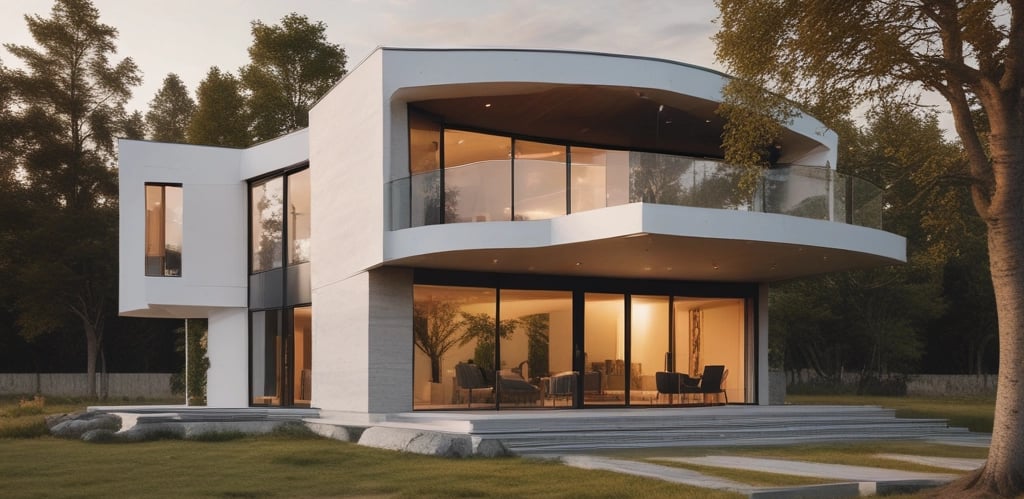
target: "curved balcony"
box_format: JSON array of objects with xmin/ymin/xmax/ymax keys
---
[{"xmin": 387, "ymin": 152, "xmax": 883, "ymax": 231}]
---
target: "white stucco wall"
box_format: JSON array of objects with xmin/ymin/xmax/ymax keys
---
[
  {"xmin": 308, "ymin": 51, "xmax": 390, "ymax": 412},
  {"xmin": 118, "ymin": 140, "xmax": 247, "ymax": 318},
  {"xmin": 206, "ymin": 308, "xmax": 249, "ymax": 407}
]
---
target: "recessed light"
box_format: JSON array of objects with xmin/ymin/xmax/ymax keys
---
[
  {"xmin": 484, "ymin": 103, "xmax": 492, "ymax": 108},
  {"xmin": 492, "ymin": 258, "xmax": 499, "ymax": 264}
]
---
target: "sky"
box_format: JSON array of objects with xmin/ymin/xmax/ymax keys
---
[{"xmin": 0, "ymin": 0, "xmax": 724, "ymax": 114}]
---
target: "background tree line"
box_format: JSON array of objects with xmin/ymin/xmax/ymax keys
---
[
  {"xmin": 770, "ymin": 103, "xmax": 997, "ymax": 382},
  {"xmin": 0, "ymin": 0, "xmax": 345, "ymax": 398}
]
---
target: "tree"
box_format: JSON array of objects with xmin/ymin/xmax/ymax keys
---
[
  {"xmin": 4, "ymin": 0, "xmax": 140, "ymax": 398},
  {"xmin": 715, "ymin": 1, "xmax": 1024, "ymax": 495},
  {"xmin": 240, "ymin": 13, "xmax": 346, "ymax": 142},
  {"xmin": 413, "ymin": 300, "xmax": 463, "ymax": 383},
  {"xmin": 186, "ymin": 67, "xmax": 249, "ymax": 147},
  {"xmin": 145, "ymin": 73, "xmax": 195, "ymax": 143}
]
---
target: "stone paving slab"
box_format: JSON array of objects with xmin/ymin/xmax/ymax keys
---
[
  {"xmin": 557, "ymin": 454, "xmax": 754, "ymax": 493},
  {"xmin": 875, "ymin": 453, "xmax": 985, "ymax": 471},
  {"xmin": 657, "ymin": 456, "xmax": 958, "ymax": 482}
]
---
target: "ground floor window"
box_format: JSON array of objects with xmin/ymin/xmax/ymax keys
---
[
  {"xmin": 412, "ymin": 274, "xmax": 755, "ymax": 410},
  {"xmin": 250, "ymin": 306, "xmax": 312, "ymax": 407}
]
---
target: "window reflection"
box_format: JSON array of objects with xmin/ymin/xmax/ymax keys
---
[
  {"xmin": 444, "ymin": 130, "xmax": 511, "ymax": 222},
  {"xmin": 251, "ymin": 178, "xmax": 283, "ymax": 272},
  {"xmin": 571, "ymin": 147, "xmax": 629, "ymax": 214},
  {"xmin": 287, "ymin": 169, "xmax": 311, "ymax": 265},
  {"xmin": 514, "ymin": 140, "xmax": 566, "ymax": 220},
  {"xmin": 413, "ymin": 285, "xmax": 497, "ymax": 409},
  {"xmin": 144, "ymin": 184, "xmax": 182, "ymax": 277},
  {"xmin": 251, "ymin": 310, "xmax": 282, "ymax": 406}
]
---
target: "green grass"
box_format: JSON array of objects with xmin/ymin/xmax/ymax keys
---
[
  {"xmin": 0, "ymin": 394, "xmax": 993, "ymax": 498},
  {"xmin": 786, "ymin": 394, "xmax": 996, "ymax": 433},
  {"xmin": 649, "ymin": 460, "xmax": 835, "ymax": 487},
  {"xmin": 0, "ymin": 436, "xmax": 743, "ymax": 499}
]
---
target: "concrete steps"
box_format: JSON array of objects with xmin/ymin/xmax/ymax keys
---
[{"xmin": 381, "ymin": 405, "xmax": 975, "ymax": 453}]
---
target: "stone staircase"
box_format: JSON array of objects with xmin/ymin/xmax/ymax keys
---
[{"xmin": 380, "ymin": 405, "xmax": 978, "ymax": 453}]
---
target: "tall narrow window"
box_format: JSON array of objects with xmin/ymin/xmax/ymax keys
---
[
  {"xmin": 287, "ymin": 169, "xmax": 311, "ymax": 265},
  {"xmin": 251, "ymin": 177, "xmax": 284, "ymax": 272},
  {"xmin": 145, "ymin": 184, "xmax": 183, "ymax": 276}
]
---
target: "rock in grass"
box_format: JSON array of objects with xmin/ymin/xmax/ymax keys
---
[
  {"xmin": 49, "ymin": 412, "xmax": 121, "ymax": 439},
  {"xmin": 81, "ymin": 428, "xmax": 118, "ymax": 443},
  {"xmin": 358, "ymin": 427, "xmax": 509, "ymax": 457}
]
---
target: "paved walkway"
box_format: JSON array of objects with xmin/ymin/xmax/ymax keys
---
[
  {"xmin": 553, "ymin": 453, "xmax": 977, "ymax": 498},
  {"xmin": 875, "ymin": 453, "xmax": 985, "ymax": 472}
]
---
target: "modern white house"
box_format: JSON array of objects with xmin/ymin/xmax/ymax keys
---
[{"xmin": 118, "ymin": 48, "xmax": 905, "ymax": 415}]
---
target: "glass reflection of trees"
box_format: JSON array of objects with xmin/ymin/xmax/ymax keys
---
[{"xmin": 252, "ymin": 178, "xmax": 283, "ymax": 272}]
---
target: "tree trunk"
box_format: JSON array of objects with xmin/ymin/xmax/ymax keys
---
[
  {"xmin": 430, "ymin": 355, "xmax": 441, "ymax": 384},
  {"xmin": 940, "ymin": 126, "xmax": 1024, "ymax": 497},
  {"xmin": 85, "ymin": 324, "xmax": 98, "ymax": 399}
]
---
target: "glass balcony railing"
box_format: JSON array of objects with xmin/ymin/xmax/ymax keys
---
[{"xmin": 387, "ymin": 152, "xmax": 884, "ymax": 231}]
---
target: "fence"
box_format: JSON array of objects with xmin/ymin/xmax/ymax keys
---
[
  {"xmin": 0, "ymin": 373, "xmax": 175, "ymax": 399},
  {"xmin": 787, "ymin": 370, "xmax": 997, "ymax": 398}
]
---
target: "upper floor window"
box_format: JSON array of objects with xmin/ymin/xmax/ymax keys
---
[
  {"xmin": 287, "ymin": 169, "xmax": 311, "ymax": 265},
  {"xmin": 251, "ymin": 177, "xmax": 284, "ymax": 273},
  {"xmin": 145, "ymin": 184, "xmax": 183, "ymax": 277},
  {"xmin": 250, "ymin": 167, "xmax": 311, "ymax": 273}
]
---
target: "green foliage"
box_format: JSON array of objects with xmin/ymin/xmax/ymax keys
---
[
  {"xmin": 241, "ymin": 13, "xmax": 346, "ymax": 142},
  {"xmin": 460, "ymin": 312, "xmax": 519, "ymax": 375},
  {"xmin": 522, "ymin": 314, "xmax": 550, "ymax": 378},
  {"xmin": 145, "ymin": 73, "xmax": 195, "ymax": 143},
  {"xmin": 169, "ymin": 319, "xmax": 209, "ymax": 405},
  {"xmin": 186, "ymin": 66, "xmax": 250, "ymax": 147},
  {"xmin": 413, "ymin": 300, "xmax": 463, "ymax": 383},
  {"xmin": 2, "ymin": 0, "xmax": 140, "ymax": 398}
]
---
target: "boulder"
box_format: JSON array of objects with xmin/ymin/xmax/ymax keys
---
[
  {"xmin": 305, "ymin": 422, "xmax": 354, "ymax": 442},
  {"xmin": 358, "ymin": 426, "xmax": 510, "ymax": 457},
  {"xmin": 49, "ymin": 412, "xmax": 121, "ymax": 439}
]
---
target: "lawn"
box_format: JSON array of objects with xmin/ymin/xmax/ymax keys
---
[
  {"xmin": 786, "ymin": 394, "xmax": 996, "ymax": 433},
  {"xmin": 0, "ymin": 394, "xmax": 994, "ymax": 498},
  {"xmin": 0, "ymin": 396, "xmax": 740, "ymax": 499}
]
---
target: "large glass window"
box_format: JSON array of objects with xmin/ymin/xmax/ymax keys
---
[
  {"xmin": 409, "ymin": 113, "xmax": 442, "ymax": 227},
  {"xmin": 672, "ymin": 298, "xmax": 748, "ymax": 403},
  {"xmin": 570, "ymin": 147, "xmax": 629, "ymax": 214},
  {"xmin": 513, "ymin": 140, "xmax": 567, "ymax": 220},
  {"xmin": 287, "ymin": 169, "xmax": 311, "ymax": 265},
  {"xmin": 413, "ymin": 285, "xmax": 497, "ymax": 409},
  {"xmin": 630, "ymin": 295, "xmax": 669, "ymax": 404},
  {"xmin": 251, "ymin": 310, "xmax": 283, "ymax": 406},
  {"xmin": 499, "ymin": 290, "xmax": 572, "ymax": 407},
  {"xmin": 412, "ymin": 280, "xmax": 753, "ymax": 410},
  {"xmin": 444, "ymin": 130, "xmax": 512, "ymax": 223},
  {"xmin": 251, "ymin": 177, "xmax": 283, "ymax": 272},
  {"xmin": 292, "ymin": 306, "xmax": 313, "ymax": 407},
  {"xmin": 144, "ymin": 184, "xmax": 183, "ymax": 277}
]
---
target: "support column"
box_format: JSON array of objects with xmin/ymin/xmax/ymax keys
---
[{"xmin": 206, "ymin": 308, "xmax": 249, "ymax": 407}]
